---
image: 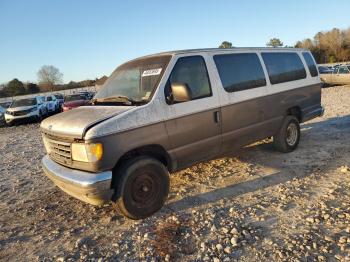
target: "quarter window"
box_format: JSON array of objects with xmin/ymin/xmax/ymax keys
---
[
  {"xmin": 214, "ymin": 53, "xmax": 266, "ymax": 92},
  {"xmin": 262, "ymin": 52, "xmax": 307, "ymax": 84},
  {"xmin": 302, "ymin": 52, "xmax": 318, "ymax": 77},
  {"xmin": 338, "ymin": 66, "xmax": 350, "ymax": 74},
  {"xmin": 166, "ymin": 56, "xmax": 212, "ymax": 101}
]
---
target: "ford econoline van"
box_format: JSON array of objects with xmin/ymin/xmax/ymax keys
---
[{"xmin": 41, "ymin": 48, "xmax": 324, "ymax": 219}]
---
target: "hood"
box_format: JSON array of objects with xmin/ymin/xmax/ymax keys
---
[
  {"xmin": 7, "ymin": 105, "xmax": 37, "ymax": 112},
  {"xmin": 63, "ymin": 100, "xmax": 87, "ymax": 107},
  {"xmin": 40, "ymin": 105, "xmax": 133, "ymax": 139}
]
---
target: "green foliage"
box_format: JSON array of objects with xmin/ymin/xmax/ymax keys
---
[
  {"xmin": 266, "ymin": 38, "xmax": 283, "ymax": 48},
  {"xmin": 219, "ymin": 41, "xmax": 233, "ymax": 48},
  {"xmin": 24, "ymin": 82, "xmax": 40, "ymax": 94},
  {"xmin": 4, "ymin": 78, "xmax": 26, "ymax": 96}
]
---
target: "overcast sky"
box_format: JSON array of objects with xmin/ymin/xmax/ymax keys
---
[{"xmin": 1, "ymin": 0, "xmax": 350, "ymax": 84}]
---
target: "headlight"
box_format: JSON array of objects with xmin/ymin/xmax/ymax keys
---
[
  {"xmin": 71, "ymin": 143, "xmax": 103, "ymax": 162},
  {"xmin": 5, "ymin": 110, "xmax": 12, "ymax": 115}
]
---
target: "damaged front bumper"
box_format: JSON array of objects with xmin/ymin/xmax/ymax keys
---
[{"xmin": 42, "ymin": 155, "xmax": 114, "ymax": 205}]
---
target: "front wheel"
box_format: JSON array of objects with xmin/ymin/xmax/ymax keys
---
[
  {"xmin": 273, "ymin": 116, "xmax": 300, "ymax": 153},
  {"xmin": 114, "ymin": 156, "xmax": 170, "ymax": 220},
  {"xmin": 36, "ymin": 112, "xmax": 43, "ymax": 122}
]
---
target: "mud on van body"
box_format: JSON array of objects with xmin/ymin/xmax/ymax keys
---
[{"xmin": 41, "ymin": 48, "xmax": 324, "ymax": 219}]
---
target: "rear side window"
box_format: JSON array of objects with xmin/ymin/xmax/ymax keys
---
[
  {"xmin": 214, "ymin": 53, "xmax": 266, "ymax": 92},
  {"xmin": 262, "ymin": 52, "xmax": 307, "ymax": 84},
  {"xmin": 302, "ymin": 52, "xmax": 318, "ymax": 77},
  {"xmin": 167, "ymin": 56, "xmax": 212, "ymax": 100},
  {"xmin": 338, "ymin": 66, "xmax": 350, "ymax": 74}
]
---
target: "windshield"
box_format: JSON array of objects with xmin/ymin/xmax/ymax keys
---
[
  {"xmin": 54, "ymin": 94, "xmax": 63, "ymax": 99},
  {"xmin": 11, "ymin": 98, "xmax": 36, "ymax": 107},
  {"xmin": 65, "ymin": 94, "xmax": 86, "ymax": 102},
  {"xmin": 94, "ymin": 55, "xmax": 171, "ymax": 103}
]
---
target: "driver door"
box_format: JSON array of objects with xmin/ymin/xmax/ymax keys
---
[{"xmin": 163, "ymin": 55, "xmax": 221, "ymax": 169}]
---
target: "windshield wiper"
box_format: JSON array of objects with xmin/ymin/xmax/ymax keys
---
[{"xmin": 90, "ymin": 95, "xmax": 145, "ymax": 105}]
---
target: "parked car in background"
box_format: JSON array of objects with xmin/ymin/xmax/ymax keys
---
[
  {"xmin": 44, "ymin": 95, "xmax": 60, "ymax": 114},
  {"xmin": 5, "ymin": 97, "xmax": 45, "ymax": 125},
  {"xmin": 76, "ymin": 91, "xmax": 95, "ymax": 100},
  {"xmin": 0, "ymin": 101, "xmax": 12, "ymax": 109},
  {"xmin": 0, "ymin": 106, "xmax": 5, "ymax": 126},
  {"xmin": 53, "ymin": 93, "xmax": 64, "ymax": 108},
  {"xmin": 320, "ymin": 65, "xmax": 350, "ymax": 85},
  {"xmin": 318, "ymin": 66, "xmax": 333, "ymax": 74},
  {"xmin": 62, "ymin": 94, "xmax": 90, "ymax": 111}
]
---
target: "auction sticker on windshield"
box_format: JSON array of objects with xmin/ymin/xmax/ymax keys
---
[{"xmin": 142, "ymin": 68, "xmax": 162, "ymax": 77}]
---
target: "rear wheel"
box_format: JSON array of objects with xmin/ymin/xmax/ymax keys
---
[
  {"xmin": 114, "ymin": 156, "xmax": 170, "ymax": 220},
  {"xmin": 273, "ymin": 116, "xmax": 300, "ymax": 153}
]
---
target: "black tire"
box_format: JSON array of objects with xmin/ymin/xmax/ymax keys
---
[
  {"xmin": 37, "ymin": 112, "xmax": 43, "ymax": 123},
  {"xmin": 114, "ymin": 156, "xmax": 170, "ymax": 220},
  {"xmin": 273, "ymin": 116, "xmax": 300, "ymax": 153}
]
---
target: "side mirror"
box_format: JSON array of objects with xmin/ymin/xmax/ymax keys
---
[{"xmin": 168, "ymin": 82, "xmax": 192, "ymax": 104}]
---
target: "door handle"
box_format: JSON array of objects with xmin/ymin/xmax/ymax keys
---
[{"xmin": 214, "ymin": 111, "xmax": 220, "ymax": 123}]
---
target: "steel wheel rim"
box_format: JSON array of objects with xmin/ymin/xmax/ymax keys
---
[
  {"xmin": 131, "ymin": 173, "xmax": 157, "ymax": 207},
  {"xmin": 286, "ymin": 122, "xmax": 298, "ymax": 146}
]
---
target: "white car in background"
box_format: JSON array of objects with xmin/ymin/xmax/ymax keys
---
[
  {"xmin": 4, "ymin": 97, "xmax": 46, "ymax": 125},
  {"xmin": 44, "ymin": 95, "xmax": 60, "ymax": 114},
  {"xmin": 53, "ymin": 93, "xmax": 64, "ymax": 110}
]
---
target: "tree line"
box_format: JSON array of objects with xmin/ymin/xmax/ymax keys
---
[
  {"xmin": 295, "ymin": 27, "xmax": 350, "ymax": 63},
  {"xmin": 0, "ymin": 65, "xmax": 107, "ymax": 98},
  {"xmin": 219, "ymin": 27, "xmax": 350, "ymax": 64}
]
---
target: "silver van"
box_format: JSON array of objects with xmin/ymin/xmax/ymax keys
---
[{"xmin": 41, "ymin": 48, "xmax": 324, "ymax": 219}]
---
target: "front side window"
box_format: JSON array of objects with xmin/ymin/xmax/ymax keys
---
[
  {"xmin": 302, "ymin": 52, "xmax": 318, "ymax": 77},
  {"xmin": 65, "ymin": 94, "xmax": 87, "ymax": 102},
  {"xmin": 338, "ymin": 66, "xmax": 350, "ymax": 74},
  {"xmin": 94, "ymin": 55, "xmax": 171, "ymax": 104},
  {"xmin": 165, "ymin": 56, "xmax": 212, "ymax": 101},
  {"xmin": 262, "ymin": 52, "xmax": 307, "ymax": 84},
  {"xmin": 214, "ymin": 53, "xmax": 266, "ymax": 92}
]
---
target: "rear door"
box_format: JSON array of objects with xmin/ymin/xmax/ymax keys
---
[{"xmin": 163, "ymin": 54, "xmax": 221, "ymax": 169}]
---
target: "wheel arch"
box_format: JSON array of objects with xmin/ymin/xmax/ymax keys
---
[
  {"xmin": 111, "ymin": 144, "xmax": 173, "ymax": 189},
  {"xmin": 286, "ymin": 106, "xmax": 302, "ymax": 122}
]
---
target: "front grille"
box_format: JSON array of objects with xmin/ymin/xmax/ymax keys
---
[
  {"xmin": 44, "ymin": 136, "xmax": 72, "ymax": 165},
  {"xmin": 13, "ymin": 109, "xmax": 30, "ymax": 116}
]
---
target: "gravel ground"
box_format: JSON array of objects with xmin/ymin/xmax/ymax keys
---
[{"xmin": 0, "ymin": 85, "xmax": 349, "ymax": 262}]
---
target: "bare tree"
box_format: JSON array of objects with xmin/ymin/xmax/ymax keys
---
[{"xmin": 37, "ymin": 65, "xmax": 63, "ymax": 91}]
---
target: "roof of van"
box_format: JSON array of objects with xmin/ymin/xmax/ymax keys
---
[{"xmin": 138, "ymin": 47, "xmax": 309, "ymax": 59}]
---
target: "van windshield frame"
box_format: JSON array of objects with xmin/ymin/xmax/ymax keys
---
[{"xmin": 94, "ymin": 55, "xmax": 172, "ymax": 105}]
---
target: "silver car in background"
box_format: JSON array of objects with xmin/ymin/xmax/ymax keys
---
[
  {"xmin": 320, "ymin": 65, "xmax": 350, "ymax": 85},
  {"xmin": 4, "ymin": 97, "xmax": 46, "ymax": 125}
]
